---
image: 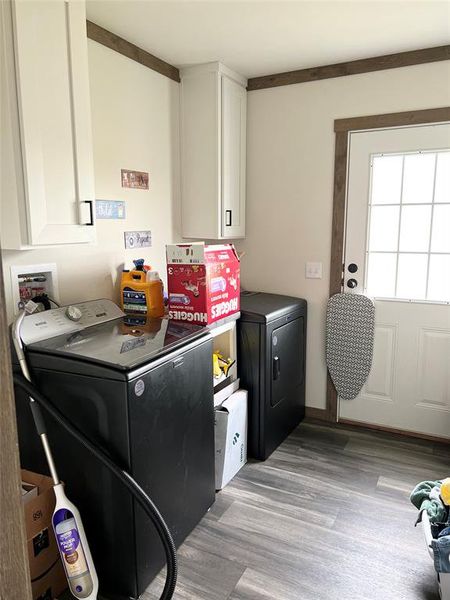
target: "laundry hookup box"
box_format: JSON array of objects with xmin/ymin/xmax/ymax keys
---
[
  {"xmin": 166, "ymin": 243, "xmax": 240, "ymax": 326},
  {"xmin": 215, "ymin": 390, "xmax": 248, "ymax": 490}
]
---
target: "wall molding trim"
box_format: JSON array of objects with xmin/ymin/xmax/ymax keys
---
[
  {"xmin": 305, "ymin": 407, "xmax": 330, "ymax": 421},
  {"xmin": 86, "ymin": 21, "xmax": 180, "ymax": 83},
  {"xmin": 85, "ymin": 23, "xmax": 449, "ymax": 93},
  {"xmin": 247, "ymin": 45, "xmax": 450, "ymax": 91},
  {"xmin": 338, "ymin": 419, "xmax": 450, "ymax": 445},
  {"xmin": 328, "ymin": 106, "xmax": 450, "ymax": 427}
]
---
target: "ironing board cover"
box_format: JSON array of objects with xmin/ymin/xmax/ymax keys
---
[{"xmin": 326, "ymin": 293, "xmax": 375, "ymax": 401}]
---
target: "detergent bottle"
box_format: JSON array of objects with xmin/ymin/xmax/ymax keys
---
[
  {"xmin": 146, "ymin": 271, "xmax": 165, "ymax": 318},
  {"xmin": 120, "ymin": 259, "xmax": 152, "ymax": 315},
  {"xmin": 120, "ymin": 260, "xmax": 165, "ymax": 317}
]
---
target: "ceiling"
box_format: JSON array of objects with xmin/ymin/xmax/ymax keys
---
[{"xmin": 86, "ymin": 1, "xmax": 450, "ymax": 78}]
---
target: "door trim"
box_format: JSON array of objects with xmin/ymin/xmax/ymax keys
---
[
  {"xmin": 0, "ymin": 246, "xmax": 32, "ymax": 600},
  {"xmin": 327, "ymin": 106, "xmax": 450, "ymax": 426}
]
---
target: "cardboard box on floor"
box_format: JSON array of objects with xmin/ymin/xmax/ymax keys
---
[
  {"xmin": 215, "ymin": 390, "xmax": 248, "ymax": 490},
  {"xmin": 21, "ymin": 469, "xmax": 67, "ymax": 600}
]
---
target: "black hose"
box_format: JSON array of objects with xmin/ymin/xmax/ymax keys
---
[{"xmin": 13, "ymin": 374, "xmax": 178, "ymax": 600}]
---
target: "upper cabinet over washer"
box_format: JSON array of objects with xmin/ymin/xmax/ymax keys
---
[
  {"xmin": 1, "ymin": 0, "xmax": 95, "ymax": 249},
  {"xmin": 180, "ymin": 63, "xmax": 247, "ymax": 240}
]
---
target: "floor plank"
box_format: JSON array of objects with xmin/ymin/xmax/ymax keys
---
[{"xmin": 140, "ymin": 423, "xmax": 448, "ymax": 599}]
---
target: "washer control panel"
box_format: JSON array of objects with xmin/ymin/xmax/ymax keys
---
[{"xmin": 20, "ymin": 299, "xmax": 125, "ymax": 345}]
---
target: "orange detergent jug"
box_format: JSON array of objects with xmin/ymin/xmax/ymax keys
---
[{"xmin": 120, "ymin": 260, "xmax": 164, "ymax": 317}]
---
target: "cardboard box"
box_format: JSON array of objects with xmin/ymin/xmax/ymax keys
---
[
  {"xmin": 22, "ymin": 480, "xmax": 38, "ymax": 505},
  {"xmin": 215, "ymin": 390, "xmax": 248, "ymax": 490},
  {"xmin": 21, "ymin": 470, "xmax": 67, "ymax": 600},
  {"xmin": 31, "ymin": 559, "xmax": 67, "ymax": 600},
  {"xmin": 166, "ymin": 243, "xmax": 240, "ymax": 326}
]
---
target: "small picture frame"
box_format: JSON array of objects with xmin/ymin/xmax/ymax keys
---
[{"xmin": 121, "ymin": 169, "xmax": 149, "ymax": 190}]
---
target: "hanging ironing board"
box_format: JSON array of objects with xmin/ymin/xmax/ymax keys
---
[{"xmin": 326, "ymin": 293, "xmax": 375, "ymax": 401}]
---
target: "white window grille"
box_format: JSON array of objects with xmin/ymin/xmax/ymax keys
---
[{"xmin": 365, "ymin": 150, "xmax": 450, "ymax": 303}]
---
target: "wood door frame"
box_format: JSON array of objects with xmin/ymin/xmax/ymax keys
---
[
  {"xmin": 0, "ymin": 247, "xmax": 32, "ymax": 600},
  {"xmin": 326, "ymin": 106, "xmax": 450, "ymax": 426}
]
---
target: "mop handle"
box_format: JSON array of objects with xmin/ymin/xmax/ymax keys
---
[{"xmin": 12, "ymin": 306, "xmax": 60, "ymax": 486}]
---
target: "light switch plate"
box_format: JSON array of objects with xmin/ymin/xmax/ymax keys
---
[{"xmin": 305, "ymin": 262, "xmax": 323, "ymax": 279}]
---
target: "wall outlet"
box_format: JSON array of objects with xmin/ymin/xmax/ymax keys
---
[{"xmin": 305, "ymin": 262, "xmax": 323, "ymax": 279}]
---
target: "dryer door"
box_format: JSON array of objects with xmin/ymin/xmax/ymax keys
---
[{"xmin": 271, "ymin": 317, "xmax": 304, "ymax": 407}]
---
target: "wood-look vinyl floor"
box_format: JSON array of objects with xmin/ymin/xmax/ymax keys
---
[{"xmin": 143, "ymin": 422, "xmax": 450, "ymax": 600}]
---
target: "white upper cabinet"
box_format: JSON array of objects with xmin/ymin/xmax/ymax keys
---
[
  {"xmin": 180, "ymin": 63, "xmax": 247, "ymax": 239},
  {"xmin": 1, "ymin": 0, "xmax": 95, "ymax": 249}
]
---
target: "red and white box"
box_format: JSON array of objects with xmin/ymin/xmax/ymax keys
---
[{"xmin": 166, "ymin": 243, "xmax": 240, "ymax": 326}]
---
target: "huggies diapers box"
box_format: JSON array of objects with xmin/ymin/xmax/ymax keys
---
[
  {"xmin": 215, "ymin": 390, "xmax": 248, "ymax": 490},
  {"xmin": 166, "ymin": 243, "xmax": 240, "ymax": 326}
]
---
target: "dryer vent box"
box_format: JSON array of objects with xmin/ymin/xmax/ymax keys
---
[{"xmin": 10, "ymin": 263, "xmax": 59, "ymax": 314}]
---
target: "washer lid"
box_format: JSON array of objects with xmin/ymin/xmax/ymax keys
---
[{"xmin": 27, "ymin": 315, "xmax": 209, "ymax": 371}]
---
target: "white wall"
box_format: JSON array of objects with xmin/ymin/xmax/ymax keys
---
[
  {"xmin": 2, "ymin": 40, "xmax": 180, "ymax": 321},
  {"xmin": 237, "ymin": 60, "xmax": 450, "ymax": 410}
]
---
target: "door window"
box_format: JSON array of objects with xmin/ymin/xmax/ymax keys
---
[{"xmin": 365, "ymin": 150, "xmax": 450, "ymax": 302}]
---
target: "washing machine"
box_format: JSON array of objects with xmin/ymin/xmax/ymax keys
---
[
  {"xmin": 238, "ymin": 292, "xmax": 307, "ymax": 460},
  {"xmin": 13, "ymin": 299, "xmax": 215, "ymax": 600}
]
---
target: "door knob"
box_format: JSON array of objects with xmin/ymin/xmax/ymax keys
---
[{"xmin": 347, "ymin": 278, "xmax": 358, "ymax": 289}]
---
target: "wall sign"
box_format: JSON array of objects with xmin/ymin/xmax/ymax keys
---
[
  {"xmin": 95, "ymin": 200, "xmax": 125, "ymax": 219},
  {"xmin": 124, "ymin": 231, "xmax": 152, "ymax": 249},
  {"xmin": 121, "ymin": 169, "xmax": 149, "ymax": 190}
]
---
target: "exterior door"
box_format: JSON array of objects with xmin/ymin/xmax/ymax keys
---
[{"xmin": 339, "ymin": 123, "xmax": 450, "ymax": 439}]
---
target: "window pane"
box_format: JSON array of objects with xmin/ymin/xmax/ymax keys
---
[
  {"xmin": 366, "ymin": 253, "xmax": 397, "ymax": 297},
  {"xmin": 399, "ymin": 205, "xmax": 431, "ymax": 252},
  {"xmin": 396, "ymin": 254, "xmax": 428, "ymax": 299},
  {"xmin": 368, "ymin": 206, "xmax": 399, "ymax": 251},
  {"xmin": 402, "ymin": 153, "xmax": 436, "ymax": 204},
  {"xmin": 371, "ymin": 155, "xmax": 403, "ymax": 205},
  {"xmin": 431, "ymin": 205, "xmax": 450, "ymax": 253},
  {"xmin": 427, "ymin": 255, "xmax": 450, "ymax": 302},
  {"xmin": 434, "ymin": 152, "xmax": 450, "ymax": 203}
]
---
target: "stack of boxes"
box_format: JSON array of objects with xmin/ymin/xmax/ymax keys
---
[{"xmin": 166, "ymin": 243, "xmax": 248, "ymax": 489}]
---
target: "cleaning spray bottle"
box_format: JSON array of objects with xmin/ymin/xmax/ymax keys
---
[{"xmin": 53, "ymin": 485, "xmax": 96, "ymax": 598}]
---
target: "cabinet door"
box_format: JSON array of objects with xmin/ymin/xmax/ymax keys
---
[
  {"xmin": 221, "ymin": 75, "xmax": 246, "ymax": 238},
  {"xmin": 12, "ymin": 0, "xmax": 95, "ymax": 245}
]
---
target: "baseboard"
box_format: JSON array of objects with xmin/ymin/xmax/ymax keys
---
[
  {"xmin": 338, "ymin": 418, "xmax": 450, "ymax": 445},
  {"xmin": 304, "ymin": 407, "xmax": 330, "ymax": 422}
]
